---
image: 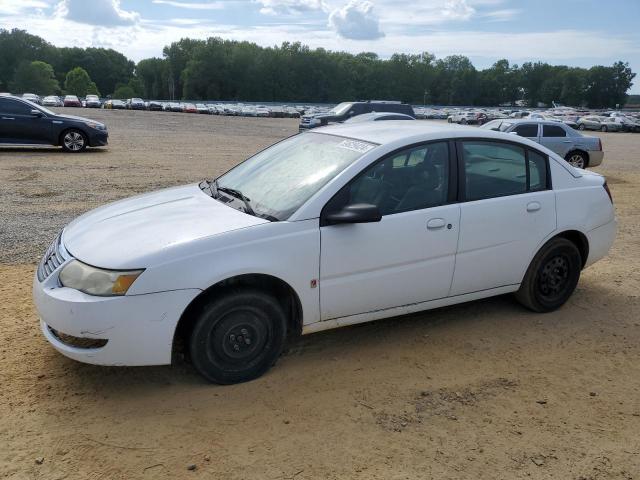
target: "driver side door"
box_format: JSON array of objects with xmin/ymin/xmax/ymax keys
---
[{"xmin": 319, "ymin": 141, "xmax": 460, "ymax": 321}]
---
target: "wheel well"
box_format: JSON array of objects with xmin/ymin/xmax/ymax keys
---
[
  {"xmin": 555, "ymin": 230, "xmax": 589, "ymax": 268},
  {"xmin": 172, "ymin": 274, "xmax": 303, "ymax": 361}
]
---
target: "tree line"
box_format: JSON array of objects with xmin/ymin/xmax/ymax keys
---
[{"xmin": 1, "ymin": 28, "xmax": 635, "ymax": 108}]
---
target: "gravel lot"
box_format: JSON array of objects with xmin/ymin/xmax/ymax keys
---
[{"xmin": 1, "ymin": 110, "xmax": 639, "ymax": 479}]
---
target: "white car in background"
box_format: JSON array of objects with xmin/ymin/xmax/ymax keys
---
[{"xmin": 34, "ymin": 122, "xmax": 616, "ymax": 384}]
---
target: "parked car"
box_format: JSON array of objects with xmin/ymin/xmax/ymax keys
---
[
  {"xmin": 195, "ymin": 103, "xmax": 209, "ymax": 114},
  {"xmin": 33, "ymin": 121, "xmax": 615, "ymax": 384},
  {"xmin": 125, "ymin": 98, "xmax": 146, "ymax": 110},
  {"xmin": 63, "ymin": 95, "xmax": 82, "ymax": 107},
  {"xmin": 345, "ymin": 112, "xmax": 415, "ymax": 123},
  {"xmin": 611, "ymin": 116, "xmax": 640, "ymax": 132},
  {"xmin": 22, "ymin": 93, "xmax": 42, "ymax": 105},
  {"xmin": 577, "ymin": 116, "xmax": 622, "ymax": 132},
  {"xmin": 42, "ymin": 95, "xmax": 62, "ymax": 107},
  {"xmin": 183, "ymin": 103, "xmax": 198, "ymax": 113},
  {"xmin": 148, "ymin": 100, "xmax": 164, "ymax": 111},
  {"xmin": 103, "ymin": 99, "xmax": 126, "ymax": 110},
  {"xmin": 0, "ymin": 96, "xmax": 107, "ymax": 152},
  {"xmin": 168, "ymin": 102, "xmax": 183, "ymax": 112},
  {"xmin": 448, "ymin": 111, "xmax": 485, "ymax": 125},
  {"xmin": 299, "ymin": 100, "xmax": 415, "ymax": 131},
  {"xmin": 481, "ymin": 119, "xmax": 603, "ymax": 169},
  {"xmin": 85, "ymin": 95, "xmax": 101, "ymax": 108}
]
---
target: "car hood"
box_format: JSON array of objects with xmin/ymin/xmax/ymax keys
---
[
  {"xmin": 63, "ymin": 184, "xmax": 268, "ymax": 269},
  {"xmin": 54, "ymin": 113, "xmax": 98, "ymax": 123}
]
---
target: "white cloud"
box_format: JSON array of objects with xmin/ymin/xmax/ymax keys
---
[
  {"xmin": 55, "ymin": 0, "xmax": 139, "ymax": 26},
  {"xmin": 328, "ymin": 0, "xmax": 384, "ymax": 40},
  {"xmin": 0, "ymin": 0, "xmax": 49, "ymax": 15},
  {"xmin": 256, "ymin": 0, "xmax": 327, "ymax": 15},
  {"xmin": 151, "ymin": 0, "xmax": 225, "ymax": 10},
  {"xmin": 442, "ymin": 0, "xmax": 475, "ymax": 20}
]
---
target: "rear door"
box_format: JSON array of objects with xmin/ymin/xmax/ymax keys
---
[
  {"xmin": 450, "ymin": 140, "xmax": 556, "ymax": 295},
  {"xmin": 540, "ymin": 124, "xmax": 572, "ymax": 157}
]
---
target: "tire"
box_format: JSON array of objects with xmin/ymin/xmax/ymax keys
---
[
  {"xmin": 565, "ymin": 151, "xmax": 588, "ymax": 169},
  {"xmin": 447, "ymin": 117, "xmax": 452, "ymax": 123},
  {"xmin": 601, "ymin": 125, "xmax": 608, "ymax": 132},
  {"xmin": 460, "ymin": 118, "xmax": 467, "ymax": 125},
  {"xmin": 60, "ymin": 129, "xmax": 88, "ymax": 152},
  {"xmin": 578, "ymin": 124, "xmax": 586, "ymax": 131},
  {"xmin": 189, "ymin": 290, "xmax": 288, "ymax": 384},
  {"xmin": 515, "ymin": 237, "xmax": 582, "ymax": 313}
]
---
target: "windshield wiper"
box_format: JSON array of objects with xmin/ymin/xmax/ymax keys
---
[{"xmin": 217, "ymin": 185, "xmax": 255, "ymax": 216}]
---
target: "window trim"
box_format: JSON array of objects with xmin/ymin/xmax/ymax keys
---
[
  {"xmin": 320, "ymin": 139, "xmax": 457, "ymax": 226},
  {"xmin": 455, "ymin": 138, "xmax": 552, "ymax": 203}
]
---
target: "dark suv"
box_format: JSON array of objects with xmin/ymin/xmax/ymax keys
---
[
  {"xmin": 299, "ymin": 101, "xmax": 415, "ymax": 131},
  {"xmin": 0, "ymin": 96, "xmax": 108, "ymax": 152}
]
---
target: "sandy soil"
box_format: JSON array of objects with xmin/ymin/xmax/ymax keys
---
[{"xmin": 1, "ymin": 111, "xmax": 639, "ymax": 479}]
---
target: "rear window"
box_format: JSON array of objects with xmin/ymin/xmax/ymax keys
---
[{"xmin": 543, "ymin": 125, "xmax": 567, "ymax": 137}]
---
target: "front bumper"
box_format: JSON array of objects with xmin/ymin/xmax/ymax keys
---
[
  {"xmin": 88, "ymin": 130, "xmax": 108, "ymax": 147},
  {"xmin": 33, "ymin": 269, "xmax": 201, "ymax": 366}
]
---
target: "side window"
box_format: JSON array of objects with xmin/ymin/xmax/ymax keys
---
[
  {"xmin": 462, "ymin": 141, "xmax": 527, "ymax": 201},
  {"xmin": 0, "ymin": 98, "xmax": 31, "ymax": 115},
  {"xmin": 528, "ymin": 150, "xmax": 548, "ymax": 191},
  {"xmin": 337, "ymin": 142, "xmax": 449, "ymax": 216},
  {"xmin": 513, "ymin": 123, "xmax": 538, "ymax": 137},
  {"xmin": 543, "ymin": 125, "xmax": 567, "ymax": 137}
]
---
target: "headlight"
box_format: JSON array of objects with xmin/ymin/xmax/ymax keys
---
[
  {"xmin": 59, "ymin": 260, "xmax": 143, "ymax": 296},
  {"xmin": 85, "ymin": 121, "xmax": 106, "ymax": 131}
]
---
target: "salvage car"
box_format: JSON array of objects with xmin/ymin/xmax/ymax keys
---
[
  {"xmin": 33, "ymin": 122, "xmax": 616, "ymax": 384},
  {"xmin": 299, "ymin": 100, "xmax": 414, "ymax": 131},
  {"xmin": 481, "ymin": 119, "xmax": 603, "ymax": 168},
  {"xmin": 0, "ymin": 95, "xmax": 107, "ymax": 151},
  {"xmin": 63, "ymin": 95, "xmax": 82, "ymax": 107}
]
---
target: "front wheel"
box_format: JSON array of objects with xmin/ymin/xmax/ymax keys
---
[
  {"xmin": 578, "ymin": 124, "xmax": 586, "ymax": 131},
  {"xmin": 189, "ymin": 290, "xmax": 287, "ymax": 384},
  {"xmin": 601, "ymin": 125, "xmax": 608, "ymax": 132},
  {"xmin": 61, "ymin": 129, "xmax": 87, "ymax": 152},
  {"xmin": 515, "ymin": 238, "xmax": 582, "ymax": 313}
]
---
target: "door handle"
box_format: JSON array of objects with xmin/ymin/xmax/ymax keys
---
[
  {"xmin": 427, "ymin": 218, "xmax": 446, "ymax": 229},
  {"xmin": 526, "ymin": 202, "xmax": 541, "ymax": 212},
  {"xmin": 1, "ymin": 117, "xmax": 15, "ymax": 120}
]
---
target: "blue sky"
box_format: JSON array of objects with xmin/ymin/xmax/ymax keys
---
[{"xmin": 1, "ymin": 0, "xmax": 639, "ymax": 93}]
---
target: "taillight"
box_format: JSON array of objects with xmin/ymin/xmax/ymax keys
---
[{"xmin": 603, "ymin": 181, "xmax": 613, "ymax": 204}]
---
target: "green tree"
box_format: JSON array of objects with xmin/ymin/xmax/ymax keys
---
[
  {"xmin": 11, "ymin": 60, "xmax": 59, "ymax": 94},
  {"xmin": 112, "ymin": 83, "xmax": 135, "ymax": 99},
  {"xmin": 64, "ymin": 67, "xmax": 100, "ymax": 96}
]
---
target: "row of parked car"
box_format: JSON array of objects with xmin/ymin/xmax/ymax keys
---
[{"xmin": 443, "ymin": 106, "xmax": 640, "ymax": 133}]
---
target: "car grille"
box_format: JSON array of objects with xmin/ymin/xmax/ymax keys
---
[{"xmin": 37, "ymin": 234, "xmax": 66, "ymax": 282}]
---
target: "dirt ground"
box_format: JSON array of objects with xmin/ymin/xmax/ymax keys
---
[{"xmin": 1, "ymin": 110, "xmax": 639, "ymax": 479}]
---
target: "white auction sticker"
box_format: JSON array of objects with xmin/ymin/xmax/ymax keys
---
[{"xmin": 336, "ymin": 139, "xmax": 375, "ymax": 154}]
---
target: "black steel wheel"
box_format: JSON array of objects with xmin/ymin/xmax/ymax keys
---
[
  {"xmin": 189, "ymin": 290, "xmax": 287, "ymax": 384},
  {"xmin": 516, "ymin": 237, "xmax": 582, "ymax": 312}
]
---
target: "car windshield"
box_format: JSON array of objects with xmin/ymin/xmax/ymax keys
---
[
  {"xmin": 330, "ymin": 102, "xmax": 353, "ymax": 116},
  {"xmin": 215, "ymin": 133, "xmax": 376, "ymax": 220}
]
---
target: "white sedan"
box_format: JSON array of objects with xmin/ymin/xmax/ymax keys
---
[{"xmin": 33, "ymin": 122, "xmax": 616, "ymax": 384}]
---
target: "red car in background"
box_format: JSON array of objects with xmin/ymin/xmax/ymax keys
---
[
  {"xmin": 63, "ymin": 95, "xmax": 82, "ymax": 107},
  {"xmin": 183, "ymin": 103, "xmax": 198, "ymax": 113}
]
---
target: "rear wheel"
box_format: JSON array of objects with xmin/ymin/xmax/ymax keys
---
[
  {"xmin": 601, "ymin": 125, "xmax": 608, "ymax": 132},
  {"xmin": 189, "ymin": 290, "xmax": 287, "ymax": 384},
  {"xmin": 516, "ymin": 237, "xmax": 582, "ymax": 313},
  {"xmin": 61, "ymin": 129, "xmax": 87, "ymax": 152},
  {"xmin": 578, "ymin": 124, "xmax": 586, "ymax": 131},
  {"xmin": 566, "ymin": 151, "xmax": 588, "ymax": 169}
]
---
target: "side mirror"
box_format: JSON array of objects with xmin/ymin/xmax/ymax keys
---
[
  {"xmin": 323, "ymin": 203, "xmax": 382, "ymax": 226},
  {"xmin": 30, "ymin": 109, "xmax": 43, "ymax": 117}
]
